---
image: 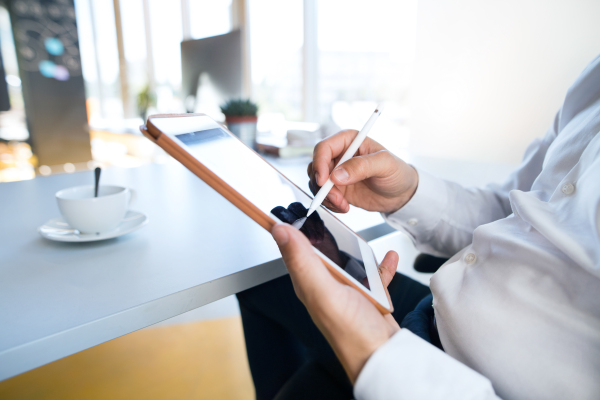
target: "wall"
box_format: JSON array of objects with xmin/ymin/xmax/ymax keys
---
[{"xmin": 407, "ymin": 0, "xmax": 600, "ymax": 165}]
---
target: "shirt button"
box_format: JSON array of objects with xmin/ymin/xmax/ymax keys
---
[
  {"xmin": 408, "ymin": 218, "xmax": 418, "ymax": 226},
  {"xmin": 465, "ymin": 253, "xmax": 477, "ymax": 264},
  {"xmin": 561, "ymin": 182, "xmax": 575, "ymax": 195}
]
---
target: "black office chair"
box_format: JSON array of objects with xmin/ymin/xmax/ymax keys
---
[{"xmin": 413, "ymin": 254, "xmax": 449, "ymax": 274}]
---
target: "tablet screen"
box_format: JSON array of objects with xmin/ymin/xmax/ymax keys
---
[{"xmin": 151, "ymin": 115, "xmax": 386, "ymax": 305}]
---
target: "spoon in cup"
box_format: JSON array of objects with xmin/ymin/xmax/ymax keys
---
[{"xmin": 94, "ymin": 167, "xmax": 101, "ymax": 198}]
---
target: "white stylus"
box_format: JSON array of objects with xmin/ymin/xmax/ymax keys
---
[{"xmin": 306, "ymin": 104, "xmax": 383, "ymax": 217}]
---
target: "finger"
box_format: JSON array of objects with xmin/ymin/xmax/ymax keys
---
[
  {"xmin": 308, "ymin": 178, "xmax": 319, "ymax": 196},
  {"xmin": 322, "ymin": 201, "xmax": 348, "ymax": 214},
  {"xmin": 308, "ymin": 163, "xmax": 324, "ymax": 196},
  {"xmin": 309, "ymin": 173, "xmax": 350, "ymax": 213},
  {"xmin": 313, "ymin": 132, "xmax": 387, "ymax": 186},
  {"xmin": 324, "ymin": 186, "xmax": 344, "ymax": 207},
  {"xmin": 321, "ymin": 198, "xmax": 344, "ymax": 213},
  {"xmin": 378, "ymin": 251, "xmax": 399, "ymax": 287},
  {"xmin": 330, "ymin": 150, "xmax": 395, "ymax": 187},
  {"xmin": 307, "ymin": 162, "xmax": 315, "ymax": 181},
  {"xmin": 321, "ymin": 199, "xmax": 337, "ymax": 211},
  {"xmin": 271, "ymin": 224, "xmax": 339, "ymax": 302},
  {"xmin": 325, "ymin": 187, "xmax": 350, "ymax": 213},
  {"xmin": 313, "ymin": 130, "xmax": 359, "ymax": 186},
  {"xmin": 308, "ymin": 185, "xmax": 349, "ymax": 213}
]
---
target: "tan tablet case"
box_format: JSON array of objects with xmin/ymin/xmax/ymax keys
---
[{"xmin": 141, "ymin": 113, "xmax": 393, "ymax": 314}]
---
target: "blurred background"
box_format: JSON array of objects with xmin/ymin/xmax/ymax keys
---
[
  {"xmin": 1, "ymin": 1, "xmax": 600, "ymax": 399},
  {"xmin": 0, "ymin": 0, "xmax": 598, "ymax": 183}
]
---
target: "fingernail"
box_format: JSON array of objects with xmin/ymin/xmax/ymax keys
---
[
  {"xmin": 272, "ymin": 224, "xmax": 289, "ymax": 246},
  {"xmin": 315, "ymin": 172, "xmax": 321, "ymax": 185},
  {"xmin": 327, "ymin": 192, "xmax": 338, "ymax": 203},
  {"xmin": 333, "ymin": 168, "xmax": 349, "ymax": 182}
]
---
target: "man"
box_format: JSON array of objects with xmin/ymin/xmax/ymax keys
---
[{"xmin": 237, "ymin": 55, "xmax": 600, "ymax": 399}]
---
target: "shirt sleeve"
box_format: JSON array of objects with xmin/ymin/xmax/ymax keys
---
[
  {"xmin": 354, "ymin": 329, "xmax": 501, "ymax": 400},
  {"xmin": 383, "ymin": 120, "xmax": 559, "ymax": 257}
]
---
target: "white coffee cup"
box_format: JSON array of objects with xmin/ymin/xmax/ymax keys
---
[{"xmin": 56, "ymin": 185, "xmax": 135, "ymax": 233}]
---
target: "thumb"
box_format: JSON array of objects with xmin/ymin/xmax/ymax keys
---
[
  {"xmin": 378, "ymin": 251, "xmax": 399, "ymax": 287},
  {"xmin": 330, "ymin": 150, "xmax": 395, "ymax": 186},
  {"xmin": 271, "ymin": 223, "xmax": 338, "ymax": 303}
]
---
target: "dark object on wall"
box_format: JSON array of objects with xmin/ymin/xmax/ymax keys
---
[
  {"xmin": 0, "ymin": 40, "xmax": 10, "ymax": 112},
  {"xmin": 181, "ymin": 30, "xmax": 243, "ymax": 113},
  {"xmin": 7, "ymin": 0, "xmax": 91, "ymax": 167}
]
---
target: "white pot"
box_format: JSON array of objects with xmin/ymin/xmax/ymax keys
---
[{"xmin": 226, "ymin": 117, "xmax": 258, "ymax": 150}]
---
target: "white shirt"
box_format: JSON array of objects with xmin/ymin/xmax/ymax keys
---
[{"xmin": 354, "ymin": 55, "xmax": 600, "ymax": 400}]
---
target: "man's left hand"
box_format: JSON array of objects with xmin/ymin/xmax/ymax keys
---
[{"xmin": 271, "ymin": 223, "xmax": 401, "ymax": 383}]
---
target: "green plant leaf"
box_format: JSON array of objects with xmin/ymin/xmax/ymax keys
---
[{"xmin": 220, "ymin": 98, "xmax": 258, "ymax": 117}]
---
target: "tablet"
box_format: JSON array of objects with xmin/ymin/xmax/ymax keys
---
[{"xmin": 141, "ymin": 114, "xmax": 393, "ymax": 313}]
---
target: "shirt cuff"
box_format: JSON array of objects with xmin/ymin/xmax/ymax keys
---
[
  {"xmin": 354, "ymin": 329, "xmax": 498, "ymax": 400},
  {"xmin": 382, "ymin": 168, "xmax": 448, "ymax": 242}
]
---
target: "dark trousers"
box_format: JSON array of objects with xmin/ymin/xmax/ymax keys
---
[{"xmin": 236, "ymin": 272, "xmax": 432, "ymax": 400}]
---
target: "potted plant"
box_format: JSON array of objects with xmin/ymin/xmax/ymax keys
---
[
  {"xmin": 220, "ymin": 99, "xmax": 259, "ymax": 149},
  {"xmin": 137, "ymin": 84, "xmax": 156, "ymax": 121}
]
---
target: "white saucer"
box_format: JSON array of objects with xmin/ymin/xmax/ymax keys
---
[{"xmin": 39, "ymin": 211, "xmax": 148, "ymax": 242}]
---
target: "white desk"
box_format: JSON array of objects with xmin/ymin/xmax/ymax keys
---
[
  {"xmin": 0, "ymin": 153, "xmax": 514, "ymax": 381},
  {"xmin": 0, "ymin": 158, "xmax": 393, "ymax": 381}
]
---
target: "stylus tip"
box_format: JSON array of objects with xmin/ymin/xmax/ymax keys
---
[{"xmin": 292, "ymin": 217, "xmax": 307, "ymax": 230}]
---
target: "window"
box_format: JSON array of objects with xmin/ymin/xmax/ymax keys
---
[
  {"xmin": 249, "ymin": 0, "xmax": 303, "ymax": 121},
  {"xmin": 189, "ymin": 0, "xmax": 232, "ymax": 40},
  {"xmin": 317, "ymin": 0, "xmax": 417, "ymax": 153},
  {"xmin": 75, "ymin": 0, "xmax": 122, "ymax": 121},
  {"xmin": 79, "ymin": 0, "xmax": 234, "ymax": 125},
  {"xmin": 246, "ymin": 0, "xmax": 417, "ymax": 155},
  {"xmin": 119, "ymin": 0, "xmax": 149, "ymax": 116},
  {"xmin": 0, "ymin": 5, "xmax": 28, "ymax": 141},
  {"xmin": 317, "ymin": 0, "xmax": 418, "ymax": 114}
]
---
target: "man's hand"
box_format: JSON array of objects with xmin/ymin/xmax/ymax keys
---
[
  {"xmin": 272, "ymin": 223, "xmax": 401, "ymax": 383},
  {"xmin": 308, "ymin": 130, "xmax": 418, "ymax": 214}
]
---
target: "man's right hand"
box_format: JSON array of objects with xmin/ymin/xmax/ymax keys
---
[{"xmin": 308, "ymin": 130, "xmax": 419, "ymax": 214}]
